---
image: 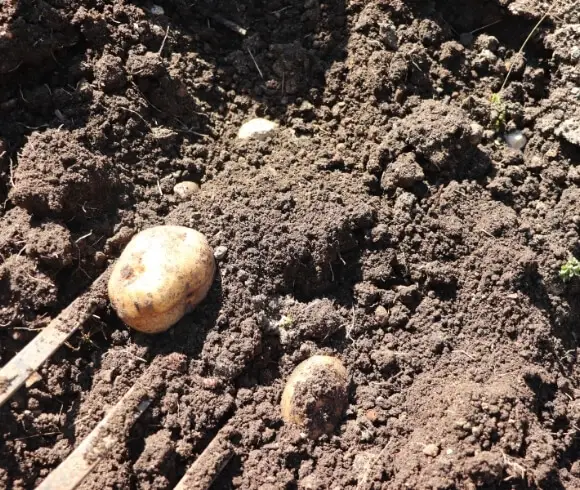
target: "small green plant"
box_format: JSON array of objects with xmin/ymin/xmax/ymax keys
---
[
  {"xmin": 277, "ymin": 315, "xmax": 294, "ymax": 329},
  {"xmin": 488, "ymin": 5, "xmax": 555, "ymax": 134},
  {"xmin": 490, "ymin": 93, "xmax": 507, "ymax": 132},
  {"xmin": 490, "ymin": 93, "xmax": 502, "ymax": 105},
  {"xmin": 560, "ymin": 257, "xmax": 580, "ymax": 282}
]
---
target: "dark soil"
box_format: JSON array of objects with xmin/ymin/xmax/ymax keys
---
[{"xmin": 1, "ymin": 0, "xmax": 580, "ymax": 489}]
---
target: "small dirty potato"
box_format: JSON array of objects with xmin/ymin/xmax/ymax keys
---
[
  {"xmin": 281, "ymin": 355, "xmax": 348, "ymax": 438},
  {"xmin": 108, "ymin": 225, "xmax": 215, "ymax": 334}
]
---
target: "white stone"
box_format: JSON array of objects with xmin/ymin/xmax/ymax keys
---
[
  {"xmin": 237, "ymin": 118, "xmax": 279, "ymax": 140},
  {"xmin": 469, "ymin": 122, "xmax": 484, "ymax": 145},
  {"xmin": 214, "ymin": 246, "xmax": 228, "ymax": 260},
  {"xmin": 423, "ymin": 443, "xmax": 440, "ymax": 457},
  {"xmin": 505, "ymin": 130, "xmax": 527, "ymax": 150},
  {"xmin": 480, "ymin": 49, "xmax": 497, "ymax": 62},
  {"xmin": 150, "ymin": 5, "xmax": 164, "ymax": 15}
]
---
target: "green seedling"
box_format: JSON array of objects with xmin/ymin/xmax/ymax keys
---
[
  {"xmin": 559, "ymin": 257, "xmax": 580, "ymax": 282},
  {"xmin": 277, "ymin": 315, "xmax": 294, "ymax": 329},
  {"xmin": 490, "ymin": 93, "xmax": 507, "ymax": 132},
  {"xmin": 489, "ymin": 5, "xmax": 555, "ymax": 134}
]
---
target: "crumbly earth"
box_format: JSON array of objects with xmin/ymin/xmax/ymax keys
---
[{"xmin": 0, "ymin": 0, "xmax": 579, "ymax": 489}]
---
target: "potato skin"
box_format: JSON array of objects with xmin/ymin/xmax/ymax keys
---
[
  {"xmin": 281, "ymin": 355, "xmax": 348, "ymax": 438},
  {"xmin": 108, "ymin": 225, "xmax": 215, "ymax": 333}
]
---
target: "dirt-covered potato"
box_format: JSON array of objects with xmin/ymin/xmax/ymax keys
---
[
  {"xmin": 108, "ymin": 225, "xmax": 215, "ymax": 334},
  {"xmin": 281, "ymin": 355, "xmax": 348, "ymax": 438}
]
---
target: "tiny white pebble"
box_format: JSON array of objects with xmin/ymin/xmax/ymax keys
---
[
  {"xmin": 480, "ymin": 49, "xmax": 497, "ymax": 62},
  {"xmin": 150, "ymin": 4, "xmax": 164, "ymax": 15},
  {"xmin": 505, "ymin": 130, "xmax": 527, "ymax": 150},
  {"xmin": 237, "ymin": 118, "xmax": 278, "ymax": 140},
  {"xmin": 214, "ymin": 246, "xmax": 228, "ymax": 260},
  {"xmin": 423, "ymin": 443, "xmax": 440, "ymax": 457},
  {"xmin": 469, "ymin": 122, "xmax": 484, "ymax": 145}
]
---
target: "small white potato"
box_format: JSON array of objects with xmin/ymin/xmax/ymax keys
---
[
  {"xmin": 108, "ymin": 225, "xmax": 215, "ymax": 334},
  {"xmin": 173, "ymin": 181, "xmax": 200, "ymax": 201},
  {"xmin": 281, "ymin": 355, "xmax": 348, "ymax": 438},
  {"xmin": 237, "ymin": 118, "xmax": 278, "ymax": 140}
]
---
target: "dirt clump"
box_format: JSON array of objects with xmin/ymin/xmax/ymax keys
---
[{"xmin": 9, "ymin": 129, "xmax": 120, "ymax": 220}]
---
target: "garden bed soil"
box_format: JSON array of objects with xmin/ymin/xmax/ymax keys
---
[{"xmin": 1, "ymin": 0, "xmax": 580, "ymax": 489}]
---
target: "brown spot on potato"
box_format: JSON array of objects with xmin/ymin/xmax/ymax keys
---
[{"xmin": 120, "ymin": 265, "xmax": 134, "ymax": 280}]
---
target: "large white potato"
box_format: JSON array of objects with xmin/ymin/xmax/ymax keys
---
[
  {"xmin": 108, "ymin": 225, "xmax": 215, "ymax": 334},
  {"xmin": 281, "ymin": 355, "xmax": 348, "ymax": 438}
]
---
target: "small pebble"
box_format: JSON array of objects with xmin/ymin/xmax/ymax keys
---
[
  {"xmin": 374, "ymin": 305, "xmax": 389, "ymax": 327},
  {"xmin": 469, "ymin": 122, "xmax": 483, "ymax": 145},
  {"xmin": 214, "ymin": 246, "xmax": 228, "ymax": 260},
  {"xmin": 480, "ymin": 49, "xmax": 497, "ymax": 63},
  {"xmin": 482, "ymin": 129, "xmax": 495, "ymax": 141},
  {"xmin": 476, "ymin": 35, "xmax": 499, "ymax": 52},
  {"xmin": 173, "ymin": 181, "xmax": 200, "ymax": 201},
  {"xmin": 150, "ymin": 4, "xmax": 164, "ymax": 15},
  {"xmin": 505, "ymin": 130, "xmax": 527, "ymax": 151},
  {"xmin": 423, "ymin": 443, "xmax": 440, "ymax": 457},
  {"xmin": 379, "ymin": 22, "xmax": 398, "ymax": 50},
  {"xmin": 471, "ymin": 426, "xmax": 482, "ymax": 437},
  {"xmin": 237, "ymin": 118, "xmax": 278, "ymax": 140}
]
